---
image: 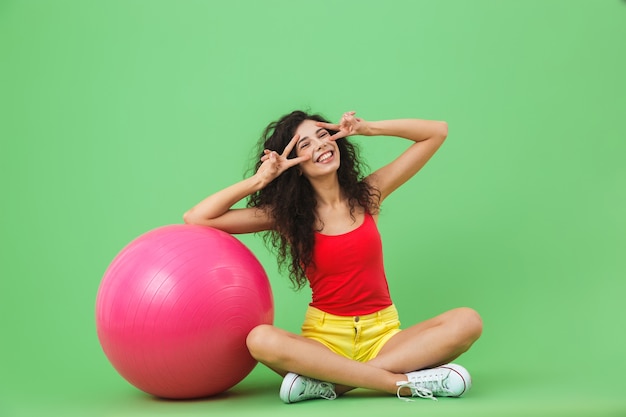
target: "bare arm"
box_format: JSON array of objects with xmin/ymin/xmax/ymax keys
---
[
  {"xmin": 318, "ymin": 112, "xmax": 448, "ymax": 202},
  {"xmin": 183, "ymin": 134, "xmax": 310, "ymax": 234},
  {"xmin": 183, "ymin": 176, "xmax": 271, "ymax": 234},
  {"xmin": 364, "ymin": 118, "xmax": 448, "ymax": 202}
]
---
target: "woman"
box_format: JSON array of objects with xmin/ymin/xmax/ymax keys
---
[{"xmin": 184, "ymin": 110, "xmax": 482, "ymax": 403}]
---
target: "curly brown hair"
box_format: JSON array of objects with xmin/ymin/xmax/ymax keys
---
[{"xmin": 247, "ymin": 110, "xmax": 381, "ymax": 290}]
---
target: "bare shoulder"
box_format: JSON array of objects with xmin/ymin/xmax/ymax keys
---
[{"xmin": 363, "ymin": 174, "xmax": 386, "ymax": 205}]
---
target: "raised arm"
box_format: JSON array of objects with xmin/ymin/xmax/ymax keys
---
[
  {"xmin": 183, "ymin": 134, "xmax": 310, "ymax": 234},
  {"xmin": 317, "ymin": 112, "xmax": 448, "ymax": 202}
]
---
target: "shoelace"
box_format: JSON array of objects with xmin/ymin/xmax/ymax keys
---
[
  {"xmin": 396, "ymin": 381, "xmax": 437, "ymax": 402},
  {"xmin": 301, "ymin": 380, "xmax": 337, "ymax": 401}
]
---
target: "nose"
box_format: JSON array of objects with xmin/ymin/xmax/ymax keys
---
[{"xmin": 313, "ymin": 137, "xmax": 330, "ymax": 150}]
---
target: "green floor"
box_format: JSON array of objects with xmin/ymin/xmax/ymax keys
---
[{"xmin": 4, "ymin": 365, "xmax": 625, "ymax": 417}]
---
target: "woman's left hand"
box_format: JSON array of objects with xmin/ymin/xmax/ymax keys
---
[{"xmin": 316, "ymin": 111, "xmax": 369, "ymax": 141}]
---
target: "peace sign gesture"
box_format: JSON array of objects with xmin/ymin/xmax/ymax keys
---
[
  {"xmin": 256, "ymin": 133, "xmax": 311, "ymax": 187},
  {"xmin": 315, "ymin": 111, "xmax": 369, "ymax": 141}
]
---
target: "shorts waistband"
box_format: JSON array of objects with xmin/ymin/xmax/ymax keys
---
[{"xmin": 305, "ymin": 304, "xmax": 398, "ymax": 325}]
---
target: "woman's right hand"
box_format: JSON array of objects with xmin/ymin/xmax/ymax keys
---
[{"xmin": 255, "ymin": 134, "xmax": 310, "ymax": 187}]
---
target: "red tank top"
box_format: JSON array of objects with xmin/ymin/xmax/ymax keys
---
[{"xmin": 305, "ymin": 213, "xmax": 393, "ymax": 316}]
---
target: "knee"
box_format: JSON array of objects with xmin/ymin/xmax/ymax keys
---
[
  {"xmin": 452, "ymin": 307, "xmax": 483, "ymax": 348},
  {"xmin": 246, "ymin": 324, "xmax": 282, "ymax": 362}
]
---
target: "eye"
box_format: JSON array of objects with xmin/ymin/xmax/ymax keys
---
[
  {"xmin": 320, "ymin": 131, "xmax": 328, "ymax": 137},
  {"xmin": 299, "ymin": 142, "xmax": 309, "ymax": 149}
]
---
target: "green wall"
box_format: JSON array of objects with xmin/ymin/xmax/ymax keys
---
[{"xmin": 1, "ymin": 1, "xmax": 625, "ymax": 416}]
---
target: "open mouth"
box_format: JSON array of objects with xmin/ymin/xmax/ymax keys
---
[{"xmin": 316, "ymin": 151, "xmax": 334, "ymax": 163}]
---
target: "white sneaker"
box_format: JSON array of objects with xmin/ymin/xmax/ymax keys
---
[
  {"xmin": 396, "ymin": 363, "xmax": 472, "ymax": 401},
  {"xmin": 280, "ymin": 372, "xmax": 337, "ymax": 404}
]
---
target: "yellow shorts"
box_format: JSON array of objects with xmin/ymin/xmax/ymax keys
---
[{"xmin": 301, "ymin": 304, "xmax": 402, "ymax": 362}]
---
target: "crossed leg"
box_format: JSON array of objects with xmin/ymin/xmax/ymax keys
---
[{"xmin": 246, "ymin": 307, "xmax": 483, "ymax": 396}]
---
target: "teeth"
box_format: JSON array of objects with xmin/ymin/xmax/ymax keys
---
[{"xmin": 317, "ymin": 151, "xmax": 332, "ymax": 162}]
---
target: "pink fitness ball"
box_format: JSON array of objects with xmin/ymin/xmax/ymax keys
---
[{"xmin": 95, "ymin": 224, "xmax": 274, "ymax": 399}]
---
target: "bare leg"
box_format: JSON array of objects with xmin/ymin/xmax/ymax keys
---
[
  {"xmin": 357, "ymin": 307, "xmax": 483, "ymax": 396},
  {"xmin": 246, "ymin": 307, "xmax": 482, "ymax": 396},
  {"xmin": 369, "ymin": 307, "xmax": 483, "ymax": 372},
  {"xmin": 246, "ymin": 324, "xmax": 403, "ymax": 394}
]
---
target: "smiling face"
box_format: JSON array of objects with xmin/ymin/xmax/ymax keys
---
[{"xmin": 294, "ymin": 119, "xmax": 341, "ymax": 179}]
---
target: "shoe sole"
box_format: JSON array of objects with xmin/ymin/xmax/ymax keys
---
[
  {"xmin": 279, "ymin": 372, "xmax": 300, "ymax": 404},
  {"xmin": 439, "ymin": 364, "xmax": 472, "ymax": 397}
]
